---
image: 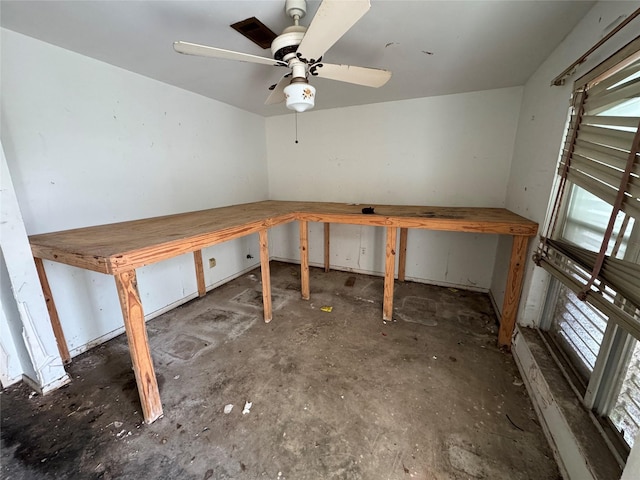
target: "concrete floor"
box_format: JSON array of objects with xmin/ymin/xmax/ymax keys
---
[{"xmin": 1, "ymin": 262, "xmax": 560, "ymax": 479}]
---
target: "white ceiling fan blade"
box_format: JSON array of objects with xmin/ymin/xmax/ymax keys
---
[
  {"xmin": 296, "ymin": 0, "xmax": 370, "ymax": 63},
  {"xmin": 265, "ymin": 74, "xmax": 291, "ymax": 105},
  {"xmin": 312, "ymin": 63, "xmax": 391, "ymax": 88},
  {"xmin": 173, "ymin": 41, "xmax": 286, "ymax": 67}
]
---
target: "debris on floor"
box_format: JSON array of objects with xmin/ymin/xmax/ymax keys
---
[
  {"xmin": 0, "ymin": 262, "xmax": 560, "ymax": 480},
  {"xmin": 223, "ymin": 404, "xmax": 234, "ymax": 414},
  {"xmin": 320, "ymin": 306, "xmax": 333, "ymax": 313},
  {"xmin": 242, "ymin": 401, "xmax": 252, "ymax": 415}
]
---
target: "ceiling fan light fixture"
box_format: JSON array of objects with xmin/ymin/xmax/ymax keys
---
[{"xmin": 284, "ymin": 81, "xmax": 315, "ymax": 113}]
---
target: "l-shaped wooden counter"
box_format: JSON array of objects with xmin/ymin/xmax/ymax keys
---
[{"xmin": 29, "ymin": 200, "xmax": 538, "ymax": 423}]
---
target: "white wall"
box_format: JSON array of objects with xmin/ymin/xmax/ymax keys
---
[
  {"xmin": 622, "ymin": 431, "xmax": 640, "ymax": 480},
  {"xmin": 1, "ymin": 146, "xmax": 69, "ymax": 391},
  {"xmin": 491, "ymin": 2, "xmax": 640, "ymax": 324},
  {"xmin": 495, "ymin": 5, "xmax": 640, "ymax": 475},
  {"xmin": 1, "ymin": 29, "xmax": 269, "ymax": 364},
  {"xmin": 266, "ymin": 87, "xmax": 523, "ymax": 289},
  {"xmin": 1, "ymin": 251, "xmax": 33, "ymax": 387}
]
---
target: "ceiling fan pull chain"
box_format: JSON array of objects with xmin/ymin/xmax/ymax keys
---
[{"xmin": 295, "ymin": 112, "xmax": 299, "ymax": 144}]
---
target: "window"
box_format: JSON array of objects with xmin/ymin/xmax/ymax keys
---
[
  {"xmin": 536, "ymin": 38, "xmax": 640, "ymax": 456},
  {"xmin": 562, "ymin": 186, "xmax": 634, "ymax": 256},
  {"xmin": 545, "ymin": 281, "xmax": 607, "ymax": 382}
]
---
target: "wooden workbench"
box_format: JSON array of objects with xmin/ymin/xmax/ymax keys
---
[{"xmin": 30, "ymin": 200, "xmax": 538, "ymax": 423}]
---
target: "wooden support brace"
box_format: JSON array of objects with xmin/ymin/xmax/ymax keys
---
[
  {"xmin": 383, "ymin": 226, "xmax": 398, "ymax": 321},
  {"xmin": 324, "ymin": 223, "xmax": 330, "ymax": 273},
  {"xmin": 193, "ymin": 250, "xmax": 206, "ymax": 297},
  {"xmin": 498, "ymin": 235, "xmax": 529, "ymax": 349},
  {"xmin": 398, "ymin": 228, "xmax": 408, "ymax": 282},
  {"xmin": 114, "ymin": 270, "xmax": 163, "ymax": 424},
  {"xmin": 33, "ymin": 257, "xmax": 71, "ymax": 364},
  {"xmin": 258, "ymin": 229, "xmax": 272, "ymax": 323},
  {"xmin": 33, "ymin": 257, "xmax": 71, "ymax": 365},
  {"xmin": 300, "ymin": 220, "xmax": 310, "ymax": 300}
]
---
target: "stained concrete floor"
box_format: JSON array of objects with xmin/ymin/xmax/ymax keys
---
[{"xmin": 1, "ymin": 262, "xmax": 560, "ymax": 479}]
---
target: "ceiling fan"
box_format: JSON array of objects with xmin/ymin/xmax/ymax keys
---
[{"xmin": 173, "ymin": 0, "xmax": 392, "ymax": 113}]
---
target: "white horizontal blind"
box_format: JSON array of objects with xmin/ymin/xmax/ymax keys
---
[
  {"xmin": 538, "ymin": 239, "xmax": 640, "ymax": 339},
  {"xmin": 557, "ymin": 59, "xmax": 640, "ymax": 219},
  {"xmin": 537, "ymin": 40, "xmax": 640, "ymax": 340}
]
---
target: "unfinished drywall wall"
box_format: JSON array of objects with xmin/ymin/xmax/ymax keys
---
[
  {"xmin": 1, "ymin": 251, "xmax": 31, "ymax": 387},
  {"xmin": 1, "ymin": 29, "xmax": 268, "ymax": 361},
  {"xmin": 0, "ymin": 147, "xmax": 69, "ymax": 391},
  {"xmin": 491, "ymin": 3, "xmax": 640, "ymax": 324},
  {"xmin": 265, "ymin": 87, "xmax": 523, "ymax": 290}
]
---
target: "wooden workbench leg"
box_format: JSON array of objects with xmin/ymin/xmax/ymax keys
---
[
  {"xmin": 34, "ymin": 257, "xmax": 71, "ymax": 364},
  {"xmin": 193, "ymin": 250, "xmax": 206, "ymax": 297},
  {"xmin": 114, "ymin": 270, "xmax": 163, "ymax": 424},
  {"xmin": 398, "ymin": 228, "xmax": 408, "ymax": 282},
  {"xmin": 300, "ymin": 220, "xmax": 310, "ymax": 300},
  {"xmin": 324, "ymin": 223, "xmax": 330, "ymax": 273},
  {"xmin": 498, "ymin": 235, "xmax": 530, "ymax": 349},
  {"xmin": 383, "ymin": 226, "xmax": 398, "ymax": 321},
  {"xmin": 259, "ymin": 229, "xmax": 272, "ymax": 323}
]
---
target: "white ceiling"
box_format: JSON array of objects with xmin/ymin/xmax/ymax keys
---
[{"xmin": 1, "ymin": 0, "xmax": 595, "ymax": 117}]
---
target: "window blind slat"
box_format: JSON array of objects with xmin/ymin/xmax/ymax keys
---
[
  {"xmin": 563, "ymin": 165, "xmax": 640, "ymax": 207},
  {"xmin": 584, "ymin": 79, "xmax": 640, "ymax": 113},
  {"xmin": 589, "ymin": 60, "xmax": 640, "ymax": 96},
  {"xmin": 546, "ymin": 239, "xmax": 640, "ymax": 308},
  {"xmin": 541, "ymin": 250, "xmax": 639, "ymax": 315},
  {"xmin": 569, "ymin": 154, "xmax": 624, "ymax": 185},
  {"xmin": 566, "ymin": 155, "xmax": 640, "ymax": 197},
  {"xmin": 588, "ymin": 73, "xmax": 640, "ymax": 101},
  {"xmin": 565, "ymin": 169, "xmax": 618, "ymax": 204},
  {"xmin": 564, "ymin": 152, "xmax": 640, "ymax": 179},
  {"xmin": 563, "ymin": 172, "xmax": 640, "ymax": 219},
  {"xmin": 573, "ymin": 139, "xmax": 634, "ymax": 170},
  {"xmin": 601, "ymin": 264, "xmax": 640, "ymax": 288},
  {"xmin": 582, "ymin": 115, "xmax": 640, "ymax": 128},
  {"xmin": 578, "ymin": 125, "xmax": 636, "ymax": 151}
]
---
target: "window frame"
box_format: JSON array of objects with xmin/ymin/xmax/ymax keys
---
[{"xmin": 537, "ymin": 37, "xmax": 640, "ymax": 461}]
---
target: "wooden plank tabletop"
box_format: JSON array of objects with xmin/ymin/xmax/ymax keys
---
[
  {"xmin": 29, "ymin": 201, "xmax": 297, "ymax": 274},
  {"xmin": 29, "ymin": 200, "xmax": 538, "ymax": 274},
  {"xmin": 294, "ymin": 202, "xmax": 539, "ymax": 235}
]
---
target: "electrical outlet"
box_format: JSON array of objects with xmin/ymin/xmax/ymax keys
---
[
  {"xmin": 361, "ymin": 247, "xmax": 366, "ymax": 255},
  {"xmin": 208, "ymin": 258, "xmax": 216, "ymax": 268}
]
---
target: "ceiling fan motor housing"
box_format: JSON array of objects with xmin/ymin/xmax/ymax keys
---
[
  {"xmin": 271, "ymin": 25, "xmax": 306, "ymax": 62},
  {"xmin": 273, "ymin": 0, "xmax": 308, "ymax": 62}
]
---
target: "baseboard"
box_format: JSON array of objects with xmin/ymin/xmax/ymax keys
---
[
  {"xmin": 22, "ymin": 371, "xmax": 71, "ymax": 395},
  {"xmin": 270, "ymin": 257, "xmax": 489, "ymax": 293},
  {"xmin": 0, "ymin": 373, "xmax": 24, "ymax": 389},
  {"xmin": 67, "ymin": 262, "xmax": 261, "ymax": 359}
]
